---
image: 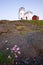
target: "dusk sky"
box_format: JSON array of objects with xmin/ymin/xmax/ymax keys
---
[{"xmin": 0, "ymin": 0, "xmax": 43, "ymax": 20}]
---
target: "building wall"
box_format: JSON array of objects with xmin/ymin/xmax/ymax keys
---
[
  {"xmin": 19, "ymin": 7, "xmax": 33, "ymax": 20},
  {"xmin": 19, "ymin": 10, "xmax": 25, "ymax": 19},
  {"xmin": 19, "ymin": 11, "xmax": 32, "ymax": 20}
]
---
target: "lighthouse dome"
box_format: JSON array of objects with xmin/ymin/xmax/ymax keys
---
[{"xmin": 19, "ymin": 7, "xmax": 25, "ymax": 12}]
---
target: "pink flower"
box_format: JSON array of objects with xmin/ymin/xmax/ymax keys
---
[
  {"xmin": 18, "ymin": 51, "xmax": 21, "ymax": 54},
  {"xmin": 6, "ymin": 48, "xmax": 9, "ymax": 50},
  {"xmin": 8, "ymin": 55, "xmax": 11, "ymax": 59},
  {"xmin": 11, "ymin": 47, "xmax": 15, "ymax": 51},
  {"xmin": 16, "ymin": 47, "xmax": 20, "ymax": 51},
  {"xmin": 14, "ymin": 45, "xmax": 17, "ymax": 48},
  {"xmin": 15, "ymin": 54, "xmax": 18, "ymax": 58},
  {"xmin": 5, "ymin": 40, "xmax": 8, "ymax": 43},
  {"xmin": 11, "ymin": 45, "xmax": 21, "ymax": 55}
]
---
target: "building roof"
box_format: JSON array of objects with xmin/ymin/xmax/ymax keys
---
[
  {"xmin": 24, "ymin": 11, "xmax": 33, "ymax": 15},
  {"xmin": 33, "ymin": 15, "xmax": 39, "ymax": 17},
  {"xmin": 19, "ymin": 7, "xmax": 25, "ymax": 12},
  {"xmin": 33, "ymin": 15, "xmax": 38, "ymax": 17}
]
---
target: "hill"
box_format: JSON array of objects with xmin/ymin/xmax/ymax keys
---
[
  {"xmin": 0, "ymin": 20, "xmax": 43, "ymax": 58},
  {"xmin": 0, "ymin": 20, "xmax": 43, "ymax": 35}
]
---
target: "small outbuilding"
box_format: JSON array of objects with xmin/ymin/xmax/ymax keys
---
[{"xmin": 32, "ymin": 15, "xmax": 39, "ymax": 20}]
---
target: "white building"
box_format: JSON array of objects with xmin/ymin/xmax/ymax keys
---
[{"xmin": 19, "ymin": 7, "xmax": 33, "ymax": 20}]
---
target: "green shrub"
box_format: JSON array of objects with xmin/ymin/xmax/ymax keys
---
[
  {"xmin": 20, "ymin": 31, "xmax": 26, "ymax": 35},
  {"xmin": 0, "ymin": 49, "xmax": 14, "ymax": 64}
]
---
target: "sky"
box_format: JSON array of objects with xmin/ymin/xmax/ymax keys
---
[{"xmin": 0, "ymin": 0, "xmax": 43, "ymax": 20}]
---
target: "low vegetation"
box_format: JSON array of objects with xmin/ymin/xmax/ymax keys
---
[
  {"xmin": 0, "ymin": 49, "xmax": 14, "ymax": 64},
  {"xmin": 0, "ymin": 47, "xmax": 43, "ymax": 65},
  {"xmin": 0, "ymin": 20, "xmax": 43, "ymax": 26},
  {"xmin": 18, "ymin": 20, "xmax": 43, "ymax": 26}
]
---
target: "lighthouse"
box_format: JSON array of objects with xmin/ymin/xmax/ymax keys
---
[{"xmin": 19, "ymin": 7, "xmax": 25, "ymax": 20}]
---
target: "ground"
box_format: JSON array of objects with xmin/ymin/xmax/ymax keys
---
[{"xmin": 0, "ymin": 20, "xmax": 43, "ymax": 64}]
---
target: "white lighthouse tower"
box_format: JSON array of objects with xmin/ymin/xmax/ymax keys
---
[{"xmin": 19, "ymin": 7, "xmax": 25, "ymax": 20}]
